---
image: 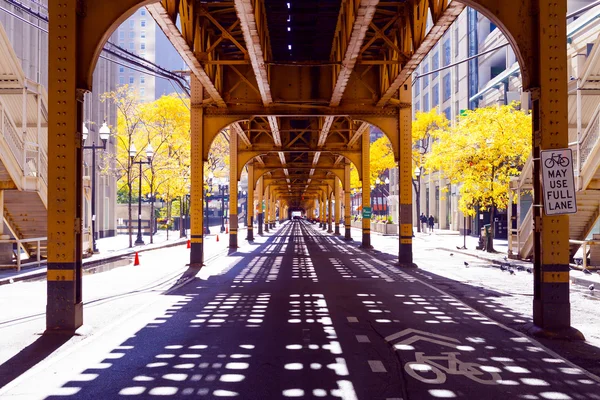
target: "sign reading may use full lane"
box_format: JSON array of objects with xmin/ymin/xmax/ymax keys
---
[{"xmin": 541, "ymin": 148, "xmax": 577, "ymax": 215}]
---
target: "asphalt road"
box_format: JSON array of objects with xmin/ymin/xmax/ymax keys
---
[{"xmin": 1, "ymin": 220, "xmax": 599, "ymax": 399}]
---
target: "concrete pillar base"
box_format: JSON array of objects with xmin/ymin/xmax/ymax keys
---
[{"xmin": 0, "ymin": 242, "xmax": 13, "ymax": 264}]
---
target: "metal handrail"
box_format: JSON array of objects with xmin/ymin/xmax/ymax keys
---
[{"xmin": 0, "ymin": 236, "xmax": 47, "ymax": 272}]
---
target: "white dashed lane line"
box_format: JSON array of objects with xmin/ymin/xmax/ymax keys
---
[
  {"xmin": 368, "ymin": 360, "xmax": 387, "ymax": 373},
  {"xmin": 355, "ymin": 335, "xmax": 370, "ymax": 343}
]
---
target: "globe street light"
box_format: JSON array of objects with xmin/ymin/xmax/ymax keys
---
[
  {"xmin": 82, "ymin": 121, "xmax": 111, "ymax": 253},
  {"xmin": 130, "ymin": 143, "xmax": 154, "ymax": 245}
]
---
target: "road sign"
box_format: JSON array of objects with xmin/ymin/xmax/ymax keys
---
[
  {"xmin": 362, "ymin": 206, "xmax": 372, "ymax": 218},
  {"xmin": 541, "ymin": 148, "xmax": 577, "ymax": 216}
]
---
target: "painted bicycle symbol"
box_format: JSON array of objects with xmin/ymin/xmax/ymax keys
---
[
  {"xmin": 544, "ymin": 152, "xmax": 570, "ymax": 169},
  {"xmin": 404, "ymin": 352, "xmax": 501, "ymax": 385}
]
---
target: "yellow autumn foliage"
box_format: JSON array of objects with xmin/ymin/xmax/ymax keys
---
[{"xmin": 425, "ymin": 103, "xmax": 531, "ymax": 217}]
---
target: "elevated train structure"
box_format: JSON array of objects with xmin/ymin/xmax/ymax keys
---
[{"xmin": 47, "ymin": 0, "xmax": 575, "ymax": 340}]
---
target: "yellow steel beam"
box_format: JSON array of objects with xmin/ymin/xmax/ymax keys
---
[{"xmin": 330, "ymin": 0, "xmax": 380, "ymax": 107}]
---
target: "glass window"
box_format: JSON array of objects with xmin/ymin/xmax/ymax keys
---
[
  {"xmin": 413, "ymin": 101, "xmax": 420, "ymax": 119},
  {"xmin": 424, "ymin": 93, "xmax": 429, "ymax": 112},
  {"xmin": 443, "ymin": 39, "xmax": 451, "ymax": 66},
  {"xmin": 140, "ymin": 52, "xmax": 146, "ymax": 59},
  {"xmin": 119, "ymin": 31, "xmax": 125, "ymax": 40},
  {"xmin": 454, "ymin": 27, "xmax": 459, "ymax": 57},
  {"xmin": 129, "ymin": 42, "xmax": 134, "ymax": 50},
  {"xmin": 140, "ymin": 43, "xmax": 146, "ymax": 50},
  {"xmin": 119, "ymin": 76, "xmax": 125, "ymax": 85},
  {"xmin": 423, "ymin": 63, "xmax": 429, "ymax": 88},
  {"xmin": 432, "ymin": 84, "xmax": 439, "ymax": 108},
  {"xmin": 444, "ymin": 107, "xmax": 451, "ymax": 121},
  {"xmin": 129, "ymin": 20, "xmax": 134, "ymax": 29},
  {"xmin": 443, "ymin": 74, "xmax": 451, "ymax": 102},
  {"xmin": 141, "ymin": 31, "xmax": 146, "ymax": 39},
  {"xmin": 141, "ymin": 20, "xmax": 146, "ymax": 27},
  {"xmin": 140, "ymin": 88, "xmax": 145, "ymax": 96},
  {"xmin": 141, "ymin": 9, "xmax": 146, "ymax": 16},
  {"xmin": 414, "ymin": 72, "xmax": 420, "ymax": 95},
  {"xmin": 432, "ymin": 53, "xmax": 439, "ymax": 79},
  {"xmin": 129, "ymin": 31, "xmax": 135, "ymax": 39},
  {"xmin": 119, "ymin": 66, "xmax": 124, "ymax": 73},
  {"xmin": 129, "ymin": 76, "xmax": 134, "ymax": 84}
]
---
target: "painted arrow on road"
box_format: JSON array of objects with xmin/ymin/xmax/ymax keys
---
[{"xmin": 385, "ymin": 328, "xmax": 461, "ymax": 349}]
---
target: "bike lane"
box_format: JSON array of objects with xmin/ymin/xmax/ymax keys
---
[{"xmin": 321, "ymin": 236, "xmax": 600, "ymax": 400}]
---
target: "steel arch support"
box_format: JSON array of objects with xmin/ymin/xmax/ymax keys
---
[
  {"xmin": 397, "ymin": 84, "xmax": 414, "ymax": 267},
  {"xmin": 47, "ymin": 0, "xmax": 85, "ymax": 331},
  {"xmin": 190, "ymin": 76, "xmax": 205, "ymax": 267}
]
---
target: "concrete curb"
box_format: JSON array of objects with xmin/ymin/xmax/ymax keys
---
[
  {"xmin": 0, "ymin": 238, "xmax": 188, "ymax": 286},
  {"xmin": 439, "ymin": 247, "xmax": 599, "ymax": 289}
]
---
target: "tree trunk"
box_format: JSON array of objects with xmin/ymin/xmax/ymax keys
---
[{"xmin": 150, "ymin": 191, "xmax": 154, "ymax": 244}]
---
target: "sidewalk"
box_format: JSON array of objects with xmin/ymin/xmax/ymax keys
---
[
  {"xmin": 0, "ymin": 226, "xmax": 248, "ymax": 285},
  {"xmin": 357, "ymin": 226, "xmax": 600, "ymax": 289}
]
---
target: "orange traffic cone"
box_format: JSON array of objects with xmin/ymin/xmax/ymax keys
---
[
  {"xmin": 187, "ymin": 240, "xmax": 191, "ymax": 249},
  {"xmin": 134, "ymin": 252, "xmax": 140, "ymax": 266},
  {"xmin": 216, "ymin": 234, "xmax": 220, "ymax": 242},
  {"xmin": 226, "ymin": 226, "xmax": 229, "ymax": 234}
]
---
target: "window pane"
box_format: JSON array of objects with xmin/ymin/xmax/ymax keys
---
[
  {"xmin": 432, "ymin": 84, "xmax": 439, "ymax": 108},
  {"xmin": 443, "ymin": 39, "xmax": 451, "ymax": 66},
  {"xmin": 443, "ymin": 74, "xmax": 451, "ymax": 102},
  {"xmin": 129, "ymin": 76, "xmax": 134, "ymax": 84},
  {"xmin": 432, "ymin": 53, "xmax": 439, "ymax": 79},
  {"xmin": 141, "ymin": 20, "xmax": 146, "ymax": 27},
  {"xmin": 423, "ymin": 63, "xmax": 429, "ymax": 88}
]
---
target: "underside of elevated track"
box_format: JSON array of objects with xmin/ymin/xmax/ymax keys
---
[{"xmin": 45, "ymin": 0, "xmax": 576, "ymax": 340}]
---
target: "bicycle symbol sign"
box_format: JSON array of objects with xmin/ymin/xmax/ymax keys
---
[{"xmin": 540, "ymin": 149, "xmax": 577, "ymax": 216}]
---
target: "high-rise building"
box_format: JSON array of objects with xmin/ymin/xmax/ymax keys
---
[
  {"xmin": 117, "ymin": 7, "xmax": 185, "ymax": 102},
  {"xmin": 387, "ymin": 1, "xmax": 596, "ymax": 234}
]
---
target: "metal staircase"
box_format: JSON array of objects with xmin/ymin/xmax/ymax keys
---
[{"xmin": 0, "ymin": 24, "xmax": 48, "ymax": 265}]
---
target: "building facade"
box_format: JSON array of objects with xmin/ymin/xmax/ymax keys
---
[{"xmin": 388, "ymin": 1, "xmax": 595, "ymax": 234}]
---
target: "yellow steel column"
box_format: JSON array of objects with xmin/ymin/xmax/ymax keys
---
[
  {"xmin": 246, "ymin": 163, "xmax": 254, "ymax": 241},
  {"xmin": 321, "ymin": 193, "xmax": 326, "ymax": 230},
  {"xmin": 335, "ymin": 176, "xmax": 341, "ymax": 235},
  {"xmin": 264, "ymin": 186, "xmax": 270, "ymax": 232},
  {"xmin": 361, "ymin": 126, "xmax": 371, "ymax": 248},
  {"xmin": 229, "ymin": 131, "xmax": 238, "ymax": 249},
  {"xmin": 398, "ymin": 84, "xmax": 414, "ymax": 266},
  {"xmin": 344, "ymin": 161, "xmax": 352, "ymax": 240},
  {"xmin": 327, "ymin": 192, "xmax": 333, "ymax": 233},
  {"xmin": 190, "ymin": 76, "xmax": 204, "ymax": 267},
  {"xmin": 257, "ymin": 177, "xmax": 263, "ymax": 235},
  {"xmin": 532, "ymin": 0, "xmax": 582, "ymax": 338},
  {"xmin": 47, "ymin": 0, "xmax": 83, "ymax": 331}
]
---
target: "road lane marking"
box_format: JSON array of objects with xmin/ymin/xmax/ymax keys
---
[
  {"xmin": 347, "ymin": 317, "xmax": 358, "ymax": 323},
  {"xmin": 368, "ymin": 360, "xmax": 387, "ymax": 373},
  {"xmin": 356, "ymin": 335, "xmax": 370, "ymax": 343}
]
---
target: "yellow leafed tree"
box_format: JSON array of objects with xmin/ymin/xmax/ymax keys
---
[
  {"xmin": 411, "ymin": 108, "xmax": 449, "ymax": 231},
  {"xmin": 349, "ymin": 134, "xmax": 396, "ymax": 190},
  {"xmin": 426, "ymin": 103, "xmax": 531, "ymax": 251}
]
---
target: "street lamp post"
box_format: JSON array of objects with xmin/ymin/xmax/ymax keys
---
[
  {"xmin": 205, "ymin": 172, "xmax": 214, "ymax": 235},
  {"xmin": 82, "ymin": 122, "xmax": 111, "ymax": 253},
  {"xmin": 384, "ymin": 177, "xmax": 390, "ymax": 219},
  {"xmin": 414, "ymin": 166, "xmax": 422, "ymax": 233},
  {"xmin": 376, "ymin": 177, "xmax": 381, "ymax": 218},
  {"xmin": 130, "ymin": 144, "xmax": 154, "ymax": 245},
  {"xmin": 219, "ymin": 184, "xmax": 228, "ymax": 233}
]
